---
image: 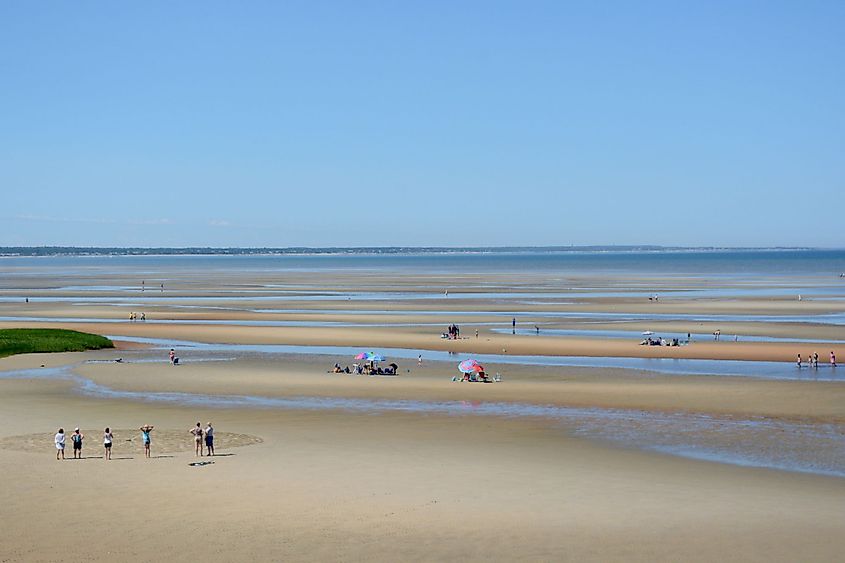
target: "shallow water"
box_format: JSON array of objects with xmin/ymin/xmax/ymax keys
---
[
  {"xmin": 3, "ymin": 249, "xmax": 845, "ymax": 275},
  {"xmin": 5, "ymin": 312, "xmax": 843, "ymax": 340},
  {"xmin": 2, "ymin": 362, "xmax": 843, "ymax": 478},
  {"xmin": 110, "ymin": 336, "xmax": 843, "ymax": 381},
  {"xmin": 491, "ymin": 327, "xmax": 845, "ymax": 343}
]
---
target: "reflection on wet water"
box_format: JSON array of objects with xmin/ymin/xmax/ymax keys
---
[
  {"xmin": 109, "ymin": 336, "xmax": 843, "ymax": 381},
  {"xmin": 2, "ymin": 362, "xmax": 843, "ymax": 478},
  {"xmin": 491, "ymin": 327, "xmax": 845, "ymax": 343}
]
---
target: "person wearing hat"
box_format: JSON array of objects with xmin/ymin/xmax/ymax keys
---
[
  {"xmin": 71, "ymin": 428, "xmax": 84, "ymax": 459},
  {"xmin": 139, "ymin": 424, "xmax": 154, "ymax": 458},
  {"xmin": 204, "ymin": 422, "xmax": 214, "ymax": 456},
  {"xmin": 54, "ymin": 428, "xmax": 66, "ymax": 460}
]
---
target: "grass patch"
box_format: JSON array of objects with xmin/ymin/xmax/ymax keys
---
[{"xmin": 0, "ymin": 328, "xmax": 114, "ymax": 359}]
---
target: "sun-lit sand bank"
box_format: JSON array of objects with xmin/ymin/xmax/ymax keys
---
[
  {"xmin": 2, "ymin": 262, "xmax": 845, "ymax": 560},
  {"xmin": 2, "ymin": 352, "xmax": 845, "ymax": 562},
  {"xmin": 0, "ymin": 318, "xmax": 840, "ymax": 364}
]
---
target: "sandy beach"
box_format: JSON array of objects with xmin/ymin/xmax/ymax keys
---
[
  {"xmin": 1, "ymin": 258, "xmax": 845, "ymax": 561},
  {"xmin": 6, "ymin": 0, "xmax": 844, "ymax": 557}
]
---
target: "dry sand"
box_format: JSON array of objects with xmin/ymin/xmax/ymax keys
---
[
  {"xmin": 2, "ymin": 348, "xmax": 845, "ymax": 562},
  {"xmin": 1, "ymin": 269, "xmax": 845, "ymax": 561}
]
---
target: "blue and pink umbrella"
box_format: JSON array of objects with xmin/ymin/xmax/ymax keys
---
[
  {"xmin": 458, "ymin": 359, "xmax": 484, "ymax": 373},
  {"xmin": 355, "ymin": 352, "xmax": 385, "ymax": 362}
]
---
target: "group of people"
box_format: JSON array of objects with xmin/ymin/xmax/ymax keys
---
[
  {"xmin": 53, "ymin": 425, "xmax": 141, "ymax": 460},
  {"xmin": 128, "ymin": 312, "xmax": 146, "ymax": 321},
  {"xmin": 188, "ymin": 422, "xmax": 215, "ymax": 456},
  {"xmin": 330, "ymin": 362, "xmax": 399, "ymax": 375},
  {"xmin": 640, "ymin": 337, "xmax": 682, "ymax": 347},
  {"xmin": 53, "ymin": 422, "xmax": 215, "ymax": 460},
  {"xmin": 452, "ymin": 371, "xmax": 500, "ymax": 383},
  {"xmin": 442, "ymin": 324, "xmax": 461, "ymax": 340},
  {"xmin": 53, "ymin": 427, "xmax": 88, "ymax": 460},
  {"xmin": 797, "ymin": 351, "xmax": 837, "ymax": 368}
]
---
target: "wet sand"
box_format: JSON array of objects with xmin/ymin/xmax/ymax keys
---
[
  {"xmin": 1, "ymin": 352, "xmax": 844, "ymax": 561},
  {"xmin": 0, "ymin": 317, "xmax": 842, "ymax": 364},
  {"xmin": 1, "ymin": 267, "xmax": 845, "ymax": 561}
]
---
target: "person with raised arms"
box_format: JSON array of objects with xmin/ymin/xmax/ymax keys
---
[{"xmin": 139, "ymin": 424, "xmax": 154, "ymax": 458}]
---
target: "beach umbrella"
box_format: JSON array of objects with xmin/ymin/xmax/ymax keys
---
[
  {"xmin": 458, "ymin": 359, "xmax": 483, "ymax": 373},
  {"xmin": 356, "ymin": 352, "xmax": 385, "ymax": 362}
]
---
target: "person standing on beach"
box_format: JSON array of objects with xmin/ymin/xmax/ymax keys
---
[
  {"xmin": 139, "ymin": 424, "xmax": 154, "ymax": 458},
  {"xmin": 71, "ymin": 428, "xmax": 84, "ymax": 459},
  {"xmin": 205, "ymin": 422, "xmax": 215, "ymax": 456},
  {"xmin": 813, "ymin": 352, "xmax": 819, "ymax": 368},
  {"xmin": 189, "ymin": 422, "xmax": 204, "ymax": 456},
  {"xmin": 169, "ymin": 349, "xmax": 175, "ymax": 364},
  {"xmin": 417, "ymin": 354, "xmax": 422, "ymax": 366},
  {"xmin": 512, "ymin": 317, "xmax": 516, "ymax": 333},
  {"xmin": 797, "ymin": 354, "xmax": 802, "ymax": 368},
  {"xmin": 103, "ymin": 427, "xmax": 113, "ymax": 460},
  {"xmin": 831, "ymin": 351, "xmax": 837, "ymax": 367},
  {"xmin": 55, "ymin": 428, "xmax": 65, "ymax": 460}
]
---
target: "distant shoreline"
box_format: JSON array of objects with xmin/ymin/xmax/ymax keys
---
[{"xmin": 0, "ymin": 246, "xmax": 831, "ymax": 257}]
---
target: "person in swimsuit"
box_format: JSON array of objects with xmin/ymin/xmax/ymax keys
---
[
  {"xmin": 189, "ymin": 422, "xmax": 204, "ymax": 456},
  {"xmin": 71, "ymin": 428, "xmax": 84, "ymax": 459},
  {"xmin": 832, "ymin": 351, "xmax": 837, "ymax": 367},
  {"xmin": 169, "ymin": 349, "xmax": 175, "ymax": 364},
  {"xmin": 205, "ymin": 422, "xmax": 215, "ymax": 456},
  {"xmin": 55, "ymin": 428, "xmax": 65, "ymax": 460},
  {"xmin": 139, "ymin": 424, "xmax": 154, "ymax": 458},
  {"xmin": 103, "ymin": 427, "xmax": 113, "ymax": 460}
]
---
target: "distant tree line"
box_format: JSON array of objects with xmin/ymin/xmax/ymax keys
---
[{"xmin": 0, "ymin": 246, "xmax": 808, "ymax": 257}]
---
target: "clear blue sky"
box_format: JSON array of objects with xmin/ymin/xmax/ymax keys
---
[{"xmin": 1, "ymin": 1, "xmax": 843, "ymax": 247}]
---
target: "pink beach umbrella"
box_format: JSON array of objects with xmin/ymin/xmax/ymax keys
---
[{"xmin": 458, "ymin": 359, "xmax": 484, "ymax": 373}]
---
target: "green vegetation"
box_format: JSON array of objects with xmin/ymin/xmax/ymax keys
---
[{"xmin": 0, "ymin": 329, "xmax": 113, "ymax": 359}]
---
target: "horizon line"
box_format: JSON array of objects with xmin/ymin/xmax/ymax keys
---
[{"xmin": 1, "ymin": 245, "xmax": 842, "ymax": 257}]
